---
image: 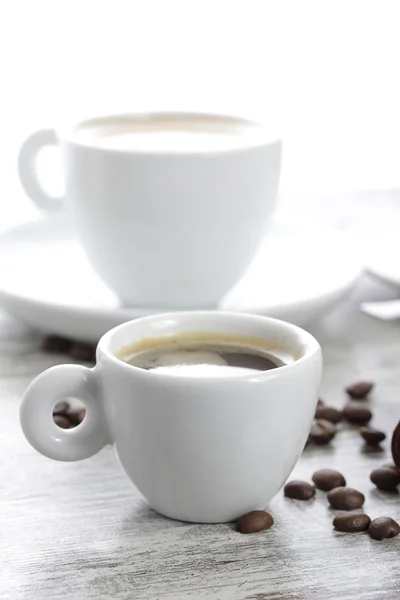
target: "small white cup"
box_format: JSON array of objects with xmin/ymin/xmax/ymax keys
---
[
  {"xmin": 20, "ymin": 312, "xmax": 321, "ymax": 523},
  {"xmin": 18, "ymin": 112, "xmax": 281, "ymax": 309}
]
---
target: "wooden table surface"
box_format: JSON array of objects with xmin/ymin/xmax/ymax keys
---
[{"xmin": 2, "ymin": 275, "xmax": 400, "ymax": 600}]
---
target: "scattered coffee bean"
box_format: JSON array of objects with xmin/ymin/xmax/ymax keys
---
[
  {"xmin": 312, "ymin": 469, "xmax": 346, "ymax": 491},
  {"xmin": 391, "ymin": 420, "xmax": 400, "ymax": 470},
  {"xmin": 53, "ymin": 414, "xmax": 71, "ymax": 429},
  {"xmin": 327, "ymin": 487, "xmax": 365, "ymax": 510},
  {"xmin": 68, "ymin": 408, "xmax": 86, "ymax": 426},
  {"xmin": 333, "ymin": 513, "xmax": 371, "ymax": 532},
  {"xmin": 368, "ymin": 517, "xmax": 400, "ymax": 540},
  {"xmin": 361, "ymin": 444, "xmax": 384, "ymax": 455},
  {"xmin": 237, "ymin": 510, "xmax": 274, "ymax": 533},
  {"xmin": 69, "ymin": 343, "xmax": 96, "ymax": 363},
  {"xmin": 360, "ymin": 427, "xmax": 386, "ymax": 446},
  {"xmin": 343, "ymin": 402, "xmax": 372, "ymax": 425},
  {"xmin": 53, "ymin": 400, "xmax": 69, "ymax": 415},
  {"xmin": 370, "ymin": 467, "xmax": 400, "ymax": 492},
  {"xmin": 284, "ymin": 480, "xmax": 315, "ymax": 500},
  {"xmin": 310, "ymin": 419, "xmax": 337, "ymax": 445},
  {"xmin": 315, "ymin": 405, "xmax": 343, "ymax": 424},
  {"xmin": 304, "ymin": 434, "xmax": 313, "ymax": 447},
  {"xmin": 42, "ymin": 335, "xmax": 72, "ymax": 354},
  {"xmin": 345, "ymin": 381, "xmax": 374, "ymax": 399},
  {"xmin": 383, "ymin": 462, "xmax": 399, "ymax": 472},
  {"xmin": 52, "ymin": 400, "xmax": 86, "ymax": 428}
]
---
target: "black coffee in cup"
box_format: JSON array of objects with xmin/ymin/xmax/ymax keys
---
[{"xmin": 119, "ymin": 332, "xmax": 292, "ymax": 377}]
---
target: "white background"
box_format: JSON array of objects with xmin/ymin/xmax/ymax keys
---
[{"xmin": 0, "ymin": 0, "xmax": 399, "ymax": 228}]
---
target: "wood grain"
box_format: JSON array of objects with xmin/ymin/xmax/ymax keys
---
[{"xmin": 2, "ymin": 276, "xmax": 400, "ymax": 599}]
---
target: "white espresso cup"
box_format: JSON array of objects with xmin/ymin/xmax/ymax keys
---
[
  {"xmin": 20, "ymin": 312, "xmax": 321, "ymax": 523},
  {"xmin": 18, "ymin": 112, "xmax": 281, "ymax": 309}
]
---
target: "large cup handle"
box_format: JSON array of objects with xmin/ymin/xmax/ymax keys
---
[
  {"xmin": 18, "ymin": 129, "xmax": 64, "ymax": 213},
  {"xmin": 20, "ymin": 364, "xmax": 110, "ymax": 461}
]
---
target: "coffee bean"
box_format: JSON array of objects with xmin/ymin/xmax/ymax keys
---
[
  {"xmin": 317, "ymin": 398, "xmax": 324, "ymax": 406},
  {"xmin": 383, "ymin": 462, "xmax": 400, "ymax": 472},
  {"xmin": 346, "ymin": 381, "xmax": 374, "ymax": 399},
  {"xmin": 318, "ymin": 419, "xmax": 337, "ymax": 435},
  {"xmin": 304, "ymin": 434, "xmax": 313, "ymax": 447},
  {"xmin": 312, "ymin": 469, "xmax": 346, "ymax": 491},
  {"xmin": 333, "ymin": 513, "xmax": 371, "ymax": 532},
  {"xmin": 343, "ymin": 402, "xmax": 372, "ymax": 425},
  {"xmin": 310, "ymin": 419, "xmax": 337, "ymax": 445},
  {"xmin": 284, "ymin": 480, "xmax": 315, "ymax": 500},
  {"xmin": 77, "ymin": 408, "xmax": 86, "ymax": 424},
  {"xmin": 53, "ymin": 414, "xmax": 71, "ymax": 429},
  {"xmin": 53, "ymin": 400, "xmax": 70, "ymax": 415},
  {"xmin": 68, "ymin": 408, "xmax": 86, "ymax": 425},
  {"xmin": 315, "ymin": 405, "xmax": 343, "ymax": 424},
  {"xmin": 237, "ymin": 510, "xmax": 274, "ymax": 533},
  {"xmin": 360, "ymin": 427, "xmax": 386, "ymax": 446},
  {"xmin": 361, "ymin": 444, "xmax": 384, "ymax": 455},
  {"xmin": 370, "ymin": 467, "xmax": 400, "ymax": 491},
  {"xmin": 69, "ymin": 343, "xmax": 96, "ymax": 363},
  {"xmin": 368, "ymin": 517, "xmax": 400, "ymax": 540},
  {"xmin": 42, "ymin": 335, "xmax": 72, "ymax": 354},
  {"xmin": 327, "ymin": 487, "xmax": 365, "ymax": 510},
  {"xmin": 391, "ymin": 420, "xmax": 400, "ymax": 470}
]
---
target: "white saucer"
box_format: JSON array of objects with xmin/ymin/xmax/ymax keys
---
[
  {"xmin": 0, "ymin": 216, "xmax": 362, "ymax": 342},
  {"xmin": 366, "ymin": 227, "xmax": 400, "ymax": 288}
]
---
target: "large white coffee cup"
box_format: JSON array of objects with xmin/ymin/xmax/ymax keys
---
[
  {"xmin": 20, "ymin": 312, "xmax": 321, "ymax": 523},
  {"xmin": 18, "ymin": 113, "xmax": 281, "ymax": 309}
]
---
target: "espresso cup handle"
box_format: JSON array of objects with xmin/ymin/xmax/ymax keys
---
[
  {"xmin": 20, "ymin": 364, "xmax": 109, "ymax": 461},
  {"xmin": 18, "ymin": 129, "xmax": 64, "ymax": 212}
]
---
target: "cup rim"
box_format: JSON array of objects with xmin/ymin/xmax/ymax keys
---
[
  {"xmin": 57, "ymin": 111, "xmax": 282, "ymax": 156},
  {"xmin": 97, "ymin": 312, "xmax": 321, "ymax": 384}
]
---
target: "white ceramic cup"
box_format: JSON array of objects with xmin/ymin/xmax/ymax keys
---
[
  {"xmin": 18, "ymin": 112, "xmax": 281, "ymax": 309},
  {"xmin": 20, "ymin": 312, "xmax": 321, "ymax": 523}
]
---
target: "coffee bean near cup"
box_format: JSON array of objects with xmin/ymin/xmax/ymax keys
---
[
  {"xmin": 18, "ymin": 112, "xmax": 281, "ymax": 309},
  {"xmin": 20, "ymin": 312, "xmax": 321, "ymax": 523}
]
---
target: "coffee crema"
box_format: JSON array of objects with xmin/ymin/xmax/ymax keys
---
[
  {"xmin": 118, "ymin": 332, "xmax": 294, "ymax": 378},
  {"xmin": 72, "ymin": 113, "xmax": 265, "ymax": 153}
]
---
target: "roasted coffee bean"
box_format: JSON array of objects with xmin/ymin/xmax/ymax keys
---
[
  {"xmin": 69, "ymin": 343, "xmax": 96, "ymax": 363},
  {"xmin": 383, "ymin": 462, "xmax": 400, "ymax": 472},
  {"xmin": 284, "ymin": 480, "xmax": 315, "ymax": 500},
  {"xmin": 327, "ymin": 487, "xmax": 364, "ymax": 510},
  {"xmin": 53, "ymin": 414, "xmax": 71, "ymax": 429},
  {"xmin": 237, "ymin": 510, "xmax": 274, "ymax": 534},
  {"xmin": 312, "ymin": 469, "xmax": 346, "ymax": 491},
  {"xmin": 370, "ymin": 467, "xmax": 400, "ymax": 491},
  {"xmin": 333, "ymin": 513, "xmax": 370, "ymax": 532},
  {"xmin": 315, "ymin": 405, "xmax": 343, "ymax": 424},
  {"xmin": 317, "ymin": 398, "xmax": 324, "ymax": 406},
  {"xmin": 76, "ymin": 408, "xmax": 86, "ymax": 424},
  {"xmin": 68, "ymin": 408, "xmax": 86, "ymax": 425},
  {"xmin": 304, "ymin": 434, "xmax": 313, "ymax": 447},
  {"xmin": 361, "ymin": 444, "xmax": 384, "ymax": 455},
  {"xmin": 360, "ymin": 427, "xmax": 386, "ymax": 446},
  {"xmin": 368, "ymin": 517, "xmax": 400, "ymax": 540},
  {"xmin": 342, "ymin": 402, "xmax": 372, "ymax": 425},
  {"xmin": 391, "ymin": 420, "xmax": 400, "ymax": 470},
  {"xmin": 345, "ymin": 381, "xmax": 374, "ymax": 399},
  {"xmin": 42, "ymin": 335, "xmax": 72, "ymax": 353},
  {"xmin": 310, "ymin": 419, "xmax": 337, "ymax": 445},
  {"xmin": 53, "ymin": 400, "xmax": 69, "ymax": 415}
]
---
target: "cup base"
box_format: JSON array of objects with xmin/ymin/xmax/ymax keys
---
[{"xmin": 148, "ymin": 500, "xmax": 269, "ymax": 524}]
